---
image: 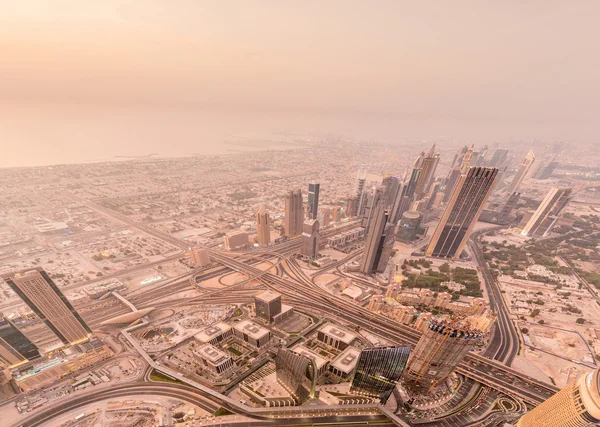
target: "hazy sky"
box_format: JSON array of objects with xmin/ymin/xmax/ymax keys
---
[{"xmin": 1, "ymin": 1, "xmax": 599, "ymax": 167}]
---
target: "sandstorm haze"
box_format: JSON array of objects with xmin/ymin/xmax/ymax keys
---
[{"xmin": 1, "ymin": 0, "xmax": 599, "ymax": 167}]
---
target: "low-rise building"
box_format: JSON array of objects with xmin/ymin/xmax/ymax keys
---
[
  {"xmin": 329, "ymin": 346, "xmax": 361, "ymax": 379},
  {"xmin": 317, "ymin": 324, "xmax": 357, "ymax": 350},
  {"xmin": 233, "ymin": 320, "xmax": 271, "ymax": 348},
  {"xmin": 292, "ymin": 345, "xmax": 329, "ymax": 377},
  {"xmin": 224, "ymin": 231, "xmax": 249, "ymax": 250},
  {"xmin": 194, "ymin": 322, "xmax": 233, "ymax": 345},
  {"xmin": 194, "ymin": 344, "xmax": 234, "ymax": 375}
]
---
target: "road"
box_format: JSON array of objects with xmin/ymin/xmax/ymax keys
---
[
  {"xmin": 467, "ymin": 229, "xmax": 519, "ymax": 366},
  {"xmin": 210, "ymin": 250, "xmax": 557, "ymax": 406}
]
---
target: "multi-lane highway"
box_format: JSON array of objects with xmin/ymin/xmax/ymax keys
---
[{"xmin": 210, "ymin": 250, "xmax": 557, "ymax": 406}]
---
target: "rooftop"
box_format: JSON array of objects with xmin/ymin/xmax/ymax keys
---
[
  {"xmin": 255, "ymin": 290, "xmax": 282, "ymax": 303},
  {"xmin": 194, "ymin": 322, "xmax": 232, "ymax": 343},
  {"xmin": 330, "ymin": 346, "xmax": 361, "ymax": 374},
  {"xmin": 234, "ymin": 319, "xmax": 270, "ymax": 340},
  {"xmin": 319, "ymin": 323, "xmax": 357, "ymax": 344},
  {"xmin": 195, "ymin": 344, "xmax": 229, "ymax": 363}
]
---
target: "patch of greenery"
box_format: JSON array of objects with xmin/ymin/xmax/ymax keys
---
[
  {"xmin": 213, "ymin": 407, "xmax": 234, "ymax": 417},
  {"xmin": 149, "ymin": 370, "xmax": 185, "ymax": 385}
]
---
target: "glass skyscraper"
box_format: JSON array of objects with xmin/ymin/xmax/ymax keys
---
[
  {"xmin": 0, "ymin": 315, "xmax": 40, "ymax": 368},
  {"xmin": 350, "ymin": 346, "xmax": 411, "ymax": 403}
]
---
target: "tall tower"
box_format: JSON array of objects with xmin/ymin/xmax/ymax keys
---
[
  {"xmin": 350, "ymin": 346, "xmax": 411, "ymax": 403},
  {"xmin": 284, "ymin": 189, "xmax": 303, "ymax": 238},
  {"xmin": 444, "ymin": 145, "xmax": 474, "ymax": 203},
  {"xmin": 488, "ymin": 148, "xmax": 509, "ymax": 168},
  {"xmin": 354, "ymin": 169, "xmax": 368, "ymax": 216},
  {"xmin": 403, "ymin": 318, "xmax": 483, "ymax": 392},
  {"xmin": 517, "ymin": 367, "xmax": 600, "ymax": 427},
  {"xmin": 426, "ymin": 167, "xmax": 498, "ymax": 258},
  {"xmin": 414, "ymin": 144, "xmax": 440, "ymax": 199},
  {"xmin": 2, "ymin": 268, "xmax": 91, "ymax": 346},
  {"xmin": 393, "ymin": 153, "xmax": 424, "ymax": 223},
  {"xmin": 521, "ymin": 187, "xmax": 572, "ymax": 237},
  {"xmin": 507, "ymin": 149, "xmax": 535, "ymax": 194},
  {"xmin": 360, "ymin": 202, "xmax": 394, "ymax": 274},
  {"xmin": 307, "ymin": 182, "xmax": 320, "ymax": 220},
  {"xmin": 255, "ymin": 205, "xmax": 270, "ymax": 245},
  {"xmin": 0, "ymin": 314, "xmax": 40, "ymax": 368},
  {"xmin": 361, "ymin": 185, "xmax": 386, "ymax": 230}
]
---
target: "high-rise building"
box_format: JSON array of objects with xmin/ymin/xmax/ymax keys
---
[
  {"xmin": 382, "ymin": 175, "xmax": 401, "ymax": 209},
  {"xmin": 256, "ymin": 205, "xmax": 270, "ymax": 246},
  {"xmin": 307, "ymin": 182, "xmax": 320, "ymax": 220},
  {"xmin": 2, "ymin": 268, "xmax": 91, "ymax": 346},
  {"xmin": 414, "ymin": 144, "xmax": 440, "ymax": 199},
  {"xmin": 521, "ymin": 187, "xmax": 572, "ymax": 237},
  {"xmin": 443, "ymin": 145, "xmax": 474, "ymax": 203},
  {"xmin": 0, "ymin": 315, "xmax": 40, "ymax": 368},
  {"xmin": 354, "ymin": 169, "xmax": 368, "ymax": 216},
  {"xmin": 345, "ymin": 197, "xmax": 355, "ymax": 218},
  {"xmin": 507, "ymin": 149, "xmax": 535, "ymax": 194},
  {"xmin": 301, "ymin": 219, "xmax": 320, "ymax": 258},
  {"xmin": 426, "ymin": 167, "xmax": 498, "ymax": 259},
  {"xmin": 534, "ymin": 158, "xmax": 559, "ymax": 180},
  {"xmin": 488, "ymin": 149, "xmax": 509, "ymax": 168},
  {"xmin": 517, "ymin": 366, "xmax": 600, "ymax": 427},
  {"xmin": 191, "ymin": 248, "xmax": 211, "ymax": 267},
  {"xmin": 284, "ymin": 189, "xmax": 304, "ymax": 238},
  {"xmin": 276, "ymin": 348, "xmax": 317, "ymax": 404},
  {"xmin": 361, "ymin": 185, "xmax": 385, "ymax": 230},
  {"xmin": 350, "ymin": 346, "xmax": 411, "ymax": 404},
  {"xmin": 403, "ymin": 318, "xmax": 483, "ymax": 392},
  {"xmin": 499, "ymin": 192, "xmax": 521, "ymax": 220},
  {"xmin": 254, "ymin": 290, "xmax": 282, "ymax": 323},
  {"xmin": 393, "ymin": 154, "xmax": 424, "ymax": 223},
  {"xmin": 360, "ymin": 202, "xmax": 395, "ymax": 274},
  {"xmin": 451, "ymin": 145, "xmax": 469, "ymax": 169},
  {"xmin": 397, "ymin": 211, "xmax": 422, "ymax": 243}
]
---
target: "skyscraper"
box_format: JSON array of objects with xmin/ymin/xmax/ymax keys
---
[
  {"xmin": 354, "ymin": 169, "xmax": 368, "ymax": 216},
  {"xmin": 516, "ymin": 366, "xmax": 600, "ymax": 427},
  {"xmin": 426, "ymin": 167, "xmax": 498, "ymax": 258},
  {"xmin": 300, "ymin": 219, "xmax": 320, "ymax": 258},
  {"xmin": 2, "ymin": 268, "xmax": 91, "ymax": 346},
  {"xmin": 403, "ymin": 318, "xmax": 483, "ymax": 392},
  {"xmin": 350, "ymin": 346, "xmax": 411, "ymax": 403},
  {"xmin": 521, "ymin": 187, "xmax": 572, "ymax": 237},
  {"xmin": 255, "ymin": 205, "xmax": 270, "ymax": 245},
  {"xmin": 0, "ymin": 314, "xmax": 40, "ymax": 368},
  {"xmin": 307, "ymin": 182, "xmax": 320, "ymax": 220},
  {"xmin": 534, "ymin": 157, "xmax": 559, "ymax": 180},
  {"xmin": 361, "ymin": 185, "xmax": 385, "ymax": 230},
  {"xmin": 284, "ymin": 189, "xmax": 304, "ymax": 238},
  {"xmin": 360, "ymin": 202, "xmax": 394, "ymax": 274},
  {"xmin": 443, "ymin": 145, "xmax": 474, "ymax": 203},
  {"xmin": 507, "ymin": 149, "xmax": 535, "ymax": 194},
  {"xmin": 392, "ymin": 153, "xmax": 424, "ymax": 223},
  {"xmin": 488, "ymin": 148, "xmax": 509, "ymax": 168},
  {"xmin": 414, "ymin": 144, "xmax": 440, "ymax": 199},
  {"xmin": 276, "ymin": 348, "xmax": 317, "ymax": 404}
]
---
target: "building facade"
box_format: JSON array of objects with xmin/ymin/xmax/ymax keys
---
[
  {"xmin": 307, "ymin": 182, "xmax": 320, "ymax": 220},
  {"xmin": 300, "ymin": 219, "xmax": 320, "ymax": 258},
  {"xmin": 426, "ymin": 167, "xmax": 498, "ymax": 258},
  {"xmin": 507, "ymin": 149, "xmax": 535, "ymax": 194},
  {"xmin": 255, "ymin": 205, "xmax": 270, "ymax": 245},
  {"xmin": 191, "ymin": 248, "xmax": 211, "ymax": 267},
  {"xmin": 517, "ymin": 367, "xmax": 600, "ymax": 427},
  {"xmin": 224, "ymin": 231, "xmax": 249, "ymax": 250},
  {"xmin": 2, "ymin": 268, "xmax": 91, "ymax": 346},
  {"xmin": 521, "ymin": 187, "xmax": 572, "ymax": 237},
  {"xmin": 360, "ymin": 202, "xmax": 394, "ymax": 274},
  {"xmin": 414, "ymin": 144, "xmax": 440, "ymax": 200},
  {"xmin": 403, "ymin": 319, "xmax": 482, "ymax": 392},
  {"xmin": 0, "ymin": 315, "xmax": 40, "ymax": 368},
  {"xmin": 350, "ymin": 346, "xmax": 411, "ymax": 403},
  {"xmin": 284, "ymin": 189, "xmax": 304, "ymax": 238},
  {"xmin": 254, "ymin": 290, "xmax": 282, "ymax": 323},
  {"xmin": 276, "ymin": 348, "xmax": 317, "ymax": 405}
]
